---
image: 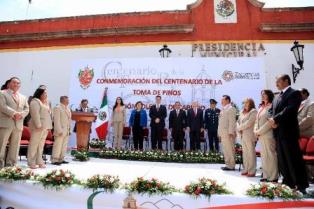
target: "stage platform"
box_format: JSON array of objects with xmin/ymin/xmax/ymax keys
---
[{"xmin": 1, "ymin": 155, "xmax": 314, "ymax": 209}]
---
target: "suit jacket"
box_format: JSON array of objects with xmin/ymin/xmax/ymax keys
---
[
  {"xmin": 111, "ymin": 105, "xmax": 126, "ymax": 123},
  {"xmin": 204, "ymin": 108, "xmax": 220, "ymax": 132},
  {"xmin": 298, "ymin": 98, "xmax": 314, "ymax": 137},
  {"xmin": 129, "ymin": 109, "xmax": 147, "ymax": 127},
  {"xmin": 187, "ymin": 108, "xmax": 203, "ymax": 131},
  {"xmin": 53, "ymin": 104, "xmax": 71, "ymax": 136},
  {"xmin": 169, "ymin": 109, "xmax": 187, "ymax": 131},
  {"xmin": 218, "ymin": 105, "xmax": 237, "ymax": 138},
  {"xmin": 0, "ymin": 90, "xmax": 29, "ymax": 131},
  {"xmin": 29, "ymin": 98, "xmax": 52, "ymax": 130},
  {"xmin": 237, "ymin": 109, "xmax": 257, "ymax": 141},
  {"xmin": 272, "ymin": 87, "xmax": 301, "ymax": 140},
  {"xmin": 149, "ymin": 104, "xmax": 167, "ymax": 128},
  {"xmin": 254, "ymin": 105, "xmax": 274, "ymax": 141}
]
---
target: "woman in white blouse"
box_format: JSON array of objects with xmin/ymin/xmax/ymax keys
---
[
  {"xmin": 254, "ymin": 90, "xmax": 278, "ymax": 182},
  {"xmin": 27, "ymin": 88, "xmax": 52, "ymax": 169},
  {"xmin": 237, "ymin": 98, "xmax": 258, "ymax": 177},
  {"xmin": 111, "ymin": 97, "xmax": 126, "ymax": 149}
]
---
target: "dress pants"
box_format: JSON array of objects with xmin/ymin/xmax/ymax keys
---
[
  {"xmin": 208, "ymin": 130, "xmax": 219, "ymax": 152},
  {"xmin": 241, "ymin": 137, "xmax": 256, "ymax": 175},
  {"xmin": 276, "ymin": 138, "xmax": 309, "ymax": 190},
  {"xmin": 260, "ymin": 136, "xmax": 278, "ymax": 181},
  {"xmin": 113, "ymin": 121, "xmax": 123, "ymax": 149},
  {"xmin": 133, "ymin": 126, "xmax": 143, "ymax": 150},
  {"xmin": 189, "ymin": 130, "xmax": 200, "ymax": 151},
  {"xmin": 151, "ymin": 126, "xmax": 163, "ymax": 150},
  {"xmin": 27, "ymin": 129, "xmax": 48, "ymax": 166},
  {"xmin": 0, "ymin": 127, "xmax": 22, "ymax": 168},
  {"xmin": 172, "ymin": 129, "xmax": 184, "ymax": 151},
  {"xmin": 51, "ymin": 134, "xmax": 70, "ymax": 163},
  {"xmin": 221, "ymin": 134, "xmax": 235, "ymax": 169}
]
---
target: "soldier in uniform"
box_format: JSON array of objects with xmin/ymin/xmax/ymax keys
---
[{"xmin": 204, "ymin": 99, "xmax": 220, "ymax": 152}]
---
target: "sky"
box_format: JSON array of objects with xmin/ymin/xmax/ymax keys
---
[{"xmin": 0, "ymin": 0, "xmax": 314, "ymax": 22}]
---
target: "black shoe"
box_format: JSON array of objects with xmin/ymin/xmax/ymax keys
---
[
  {"xmin": 268, "ymin": 179, "xmax": 278, "ymax": 183},
  {"xmin": 298, "ymin": 188, "xmax": 307, "ymax": 195},
  {"xmin": 52, "ymin": 162, "xmax": 61, "ymax": 166},
  {"xmin": 221, "ymin": 166, "xmax": 235, "ymax": 171},
  {"xmin": 61, "ymin": 161, "xmax": 69, "ymax": 164},
  {"xmin": 260, "ymin": 178, "xmax": 268, "ymax": 182}
]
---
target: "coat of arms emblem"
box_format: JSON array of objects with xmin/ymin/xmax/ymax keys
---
[
  {"xmin": 216, "ymin": 0, "xmax": 235, "ymax": 18},
  {"xmin": 98, "ymin": 111, "xmax": 107, "ymax": 121},
  {"xmin": 78, "ymin": 66, "xmax": 94, "ymax": 89}
]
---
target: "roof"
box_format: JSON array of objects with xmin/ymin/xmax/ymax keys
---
[{"xmin": 0, "ymin": 0, "xmax": 313, "ymax": 50}]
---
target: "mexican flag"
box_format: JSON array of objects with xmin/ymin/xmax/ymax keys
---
[{"xmin": 95, "ymin": 88, "xmax": 109, "ymax": 140}]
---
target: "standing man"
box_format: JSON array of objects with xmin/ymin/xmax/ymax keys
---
[
  {"xmin": 269, "ymin": 74, "xmax": 308, "ymax": 193},
  {"xmin": 218, "ymin": 95, "xmax": 237, "ymax": 171},
  {"xmin": 51, "ymin": 96, "xmax": 71, "ymax": 165},
  {"xmin": 204, "ymin": 99, "xmax": 220, "ymax": 152},
  {"xmin": 0, "ymin": 77, "xmax": 29, "ymax": 168},
  {"xmin": 149, "ymin": 95, "xmax": 167, "ymax": 150},
  {"xmin": 298, "ymin": 88, "xmax": 314, "ymax": 137},
  {"xmin": 169, "ymin": 101, "xmax": 187, "ymax": 151},
  {"xmin": 187, "ymin": 101, "xmax": 204, "ymax": 151}
]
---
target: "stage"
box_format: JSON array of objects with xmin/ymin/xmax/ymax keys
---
[{"xmin": 1, "ymin": 154, "xmax": 314, "ymax": 209}]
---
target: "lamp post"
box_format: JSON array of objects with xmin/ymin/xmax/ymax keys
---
[
  {"xmin": 159, "ymin": 44, "xmax": 172, "ymax": 58},
  {"xmin": 291, "ymin": 41, "xmax": 304, "ymax": 83}
]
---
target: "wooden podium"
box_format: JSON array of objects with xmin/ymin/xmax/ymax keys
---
[{"xmin": 71, "ymin": 111, "xmax": 97, "ymax": 150}]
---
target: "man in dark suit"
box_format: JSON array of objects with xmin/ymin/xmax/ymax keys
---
[
  {"xmin": 169, "ymin": 101, "xmax": 187, "ymax": 151},
  {"xmin": 269, "ymin": 74, "xmax": 309, "ymax": 194},
  {"xmin": 187, "ymin": 101, "xmax": 204, "ymax": 151},
  {"xmin": 149, "ymin": 95, "xmax": 167, "ymax": 150},
  {"xmin": 204, "ymin": 99, "xmax": 220, "ymax": 152}
]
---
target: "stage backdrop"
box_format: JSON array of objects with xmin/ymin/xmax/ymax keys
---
[{"xmin": 69, "ymin": 57, "xmax": 265, "ymax": 141}]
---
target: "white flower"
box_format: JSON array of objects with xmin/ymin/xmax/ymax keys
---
[
  {"xmin": 55, "ymin": 170, "xmax": 61, "ymax": 176},
  {"xmin": 269, "ymin": 183, "xmax": 276, "ymax": 189},
  {"xmin": 65, "ymin": 173, "xmax": 71, "ymax": 178}
]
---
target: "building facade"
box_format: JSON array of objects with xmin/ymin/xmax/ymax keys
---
[{"xmin": 0, "ymin": 0, "xmax": 314, "ymax": 106}]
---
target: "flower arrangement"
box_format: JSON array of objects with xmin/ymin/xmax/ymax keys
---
[
  {"xmin": 84, "ymin": 174, "xmax": 120, "ymax": 192},
  {"xmin": 0, "ymin": 166, "xmax": 35, "ymax": 181},
  {"xmin": 125, "ymin": 177, "xmax": 176, "ymax": 195},
  {"xmin": 184, "ymin": 178, "xmax": 231, "ymax": 197},
  {"xmin": 37, "ymin": 169, "xmax": 78, "ymax": 190},
  {"xmin": 89, "ymin": 138, "xmax": 106, "ymax": 149},
  {"xmin": 73, "ymin": 149, "xmax": 89, "ymax": 161},
  {"xmin": 246, "ymin": 183, "xmax": 303, "ymax": 200},
  {"xmin": 97, "ymin": 149, "xmax": 229, "ymax": 164}
]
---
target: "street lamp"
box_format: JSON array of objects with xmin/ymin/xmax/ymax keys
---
[
  {"xmin": 159, "ymin": 44, "xmax": 172, "ymax": 58},
  {"xmin": 291, "ymin": 41, "xmax": 304, "ymax": 83}
]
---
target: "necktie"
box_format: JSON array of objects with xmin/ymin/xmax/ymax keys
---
[{"xmin": 12, "ymin": 92, "xmax": 19, "ymax": 104}]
